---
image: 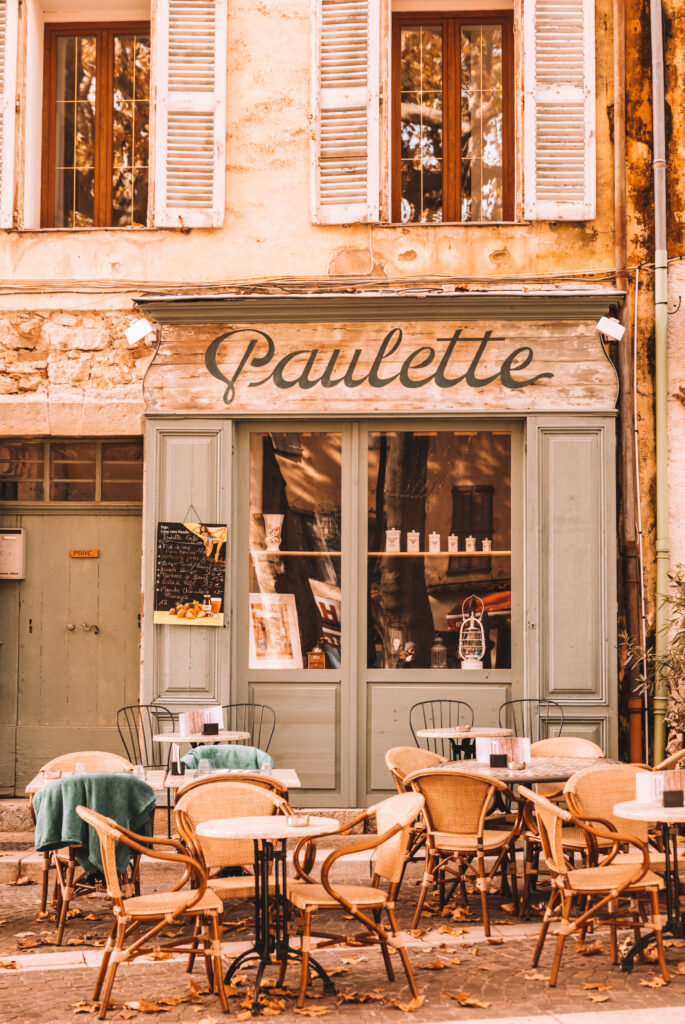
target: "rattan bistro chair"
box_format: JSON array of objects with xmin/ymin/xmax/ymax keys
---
[
  {"xmin": 28, "ymin": 751, "xmax": 135, "ymax": 939},
  {"xmin": 287, "ymin": 792, "xmax": 424, "ymax": 1008},
  {"xmin": 175, "ymin": 770, "xmax": 290, "ymax": 802},
  {"xmin": 117, "ymin": 704, "xmax": 176, "ymax": 833},
  {"xmin": 499, "ymin": 699, "xmax": 564, "ymax": 742},
  {"xmin": 222, "ymin": 703, "xmax": 276, "ymax": 752},
  {"xmin": 655, "ymin": 747, "xmax": 685, "ymax": 770},
  {"xmin": 76, "ymin": 806, "xmax": 228, "ymax": 1020},
  {"xmin": 519, "ymin": 785, "xmax": 669, "ymax": 986},
  {"xmin": 409, "ymin": 700, "xmax": 474, "ymax": 758},
  {"xmin": 405, "ymin": 768, "xmax": 522, "ymax": 935},
  {"xmin": 384, "ymin": 747, "xmax": 446, "ymax": 868}
]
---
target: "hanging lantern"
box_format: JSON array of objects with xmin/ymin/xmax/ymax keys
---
[{"xmin": 458, "ymin": 595, "xmax": 486, "ymax": 669}]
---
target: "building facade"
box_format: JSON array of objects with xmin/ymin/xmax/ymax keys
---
[{"xmin": 0, "ymin": 0, "xmax": 658, "ymax": 803}]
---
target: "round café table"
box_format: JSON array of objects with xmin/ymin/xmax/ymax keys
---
[
  {"xmin": 441, "ymin": 755, "xmax": 615, "ymax": 784},
  {"xmin": 196, "ymin": 814, "xmax": 339, "ymax": 1014},
  {"xmin": 416, "ymin": 725, "xmax": 513, "ymax": 761},
  {"xmin": 613, "ymin": 798, "xmax": 685, "ymax": 971}
]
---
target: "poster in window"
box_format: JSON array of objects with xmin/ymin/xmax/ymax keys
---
[
  {"xmin": 153, "ymin": 522, "xmax": 227, "ymax": 626},
  {"xmin": 248, "ymin": 593, "xmax": 303, "ymax": 669}
]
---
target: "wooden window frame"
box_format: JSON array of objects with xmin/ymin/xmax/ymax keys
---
[
  {"xmin": 41, "ymin": 21, "xmax": 150, "ymax": 228},
  {"xmin": 391, "ymin": 10, "xmax": 514, "ymax": 223},
  {"xmin": 0, "ymin": 438, "xmax": 144, "ymax": 505}
]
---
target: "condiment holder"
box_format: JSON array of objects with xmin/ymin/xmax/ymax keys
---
[
  {"xmin": 663, "ymin": 790, "xmax": 684, "ymax": 808},
  {"xmin": 287, "ymin": 814, "xmax": 310, "ymax": 827},
  {"xmin": 170, "ymin": 763, "xmax": 186, "ymax": 776},
  {"xmin": 489, "ymin": 753, "xmax": 508, "ymax": 768},
  {"xmin": 202, "ymin": 722, "xmax": 219, "ymax": 736},
  {"xmin": 508, "ymin": 760, "xmax": 526, "ymax": 770}
]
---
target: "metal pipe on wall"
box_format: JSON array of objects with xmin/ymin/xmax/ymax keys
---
[
  {"xmin": 613, "ymin": 0, "xmax": 644, "ymax": 761},
  {"xmin": 650, "ymin": 0, "xmax": 670, "ymax": 762}
]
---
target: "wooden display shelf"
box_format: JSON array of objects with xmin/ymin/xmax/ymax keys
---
[
  {"xmin": 251, "ymin": 549, "xmax": 341, "ymax": 556},
  {"xmin": 368, "ymin": 550, "xmax": 511, "ymax": 557}
]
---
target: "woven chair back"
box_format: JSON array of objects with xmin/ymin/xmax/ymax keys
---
[
  {"xmin": 409, "ymin": 700, "xmax": 474, "ymax": 757},
  {"xmin": 655, "ymin": 748, "xmax": 685, "ymax": 771},
  {"xmin": 74, "ymin": 805, "xmax": 126, "ymax": 900},
  {"xmin": 518, "ymin": 785, "xmax": 572, "ymax": 877},
  {"xmin": 40, "ymin": 750, "xmax": 134, "ymax": 773},
  {"xmin": 222, "ymin": 703, "xmax": 276, "ymax": 752},
  {"xmin": 175, "ymin": 771, "xmax": 289, "ymax": 800},
  {"xmin": 175, "ymin": 781, "xmax": 285, "ymax": 868},
  {"xmin": 564, "ymin": 763, "xmax": 650, "ymax": 842},
  {"xmin": 498, "ymin": 699, "xmax": 564, "ymax": 741},
  {"xmin": 371, "ymin": 792, "xmax": 425, "ymax": 884},
  {"xmin": 530, "ymin": 737, "xmax": 604, "ymax": 758},
  {"xmin": 406, "ymin": 769, "xmax": 494, "ymax": 836},
  {"xmin": 116, "ymin": 704, "xmax": 175, "ymax": 770},
  {"xmin": 384, "ymin": 747, "xmax": 445, "ymax": 792}
]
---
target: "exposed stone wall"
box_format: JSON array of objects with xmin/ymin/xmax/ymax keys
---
[{"xmin": 0, "ymin": 311, "xmax": 154, "ymax": 435}]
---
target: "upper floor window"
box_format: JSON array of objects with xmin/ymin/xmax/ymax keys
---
[
  {"xmin": 0, "ymin": 439, "xmax": 143, "ymax": 503},
  {"xmin": 392, "ymin": 12, "xmax": 514, "ymax": 223},
  {"xmin": 41, "ymin": 23, "xmax": 150, "ymax": 228}
]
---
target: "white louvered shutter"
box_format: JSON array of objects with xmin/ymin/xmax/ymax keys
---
[
  {"xmin": 153, "ymin": 0, "xmax": 227, "ymax": 228},
  {"xmin": 523, "ymin": 0, "xmax": 595, "ymax": 220},
  {"xmin": 0, "ymin": 0, "xmax": 18, "ymax": 228},
  {"xmin": 311, "ymin": 0, "xmax": 380, "ymax": 224}
]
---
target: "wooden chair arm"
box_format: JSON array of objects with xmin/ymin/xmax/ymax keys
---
[
  {"xmin": 292, "ymin": 809, "xmax": 368, "ymax": 881},
  {"xmin": 319, "ymin": 822, "xmax": 403, "ymax": 903},
  {"xmin": 572, "ymin": 818, "xmax": 651, "ymax": 880}
]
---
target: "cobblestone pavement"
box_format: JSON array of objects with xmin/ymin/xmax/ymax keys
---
[{"xmin": 1, "ymin": 872, "xmax": 685, "ymax": 1023}]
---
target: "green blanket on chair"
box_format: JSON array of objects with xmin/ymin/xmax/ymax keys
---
[
  {"xmin": 33, "ymin": 773, "xmax": 155, "ymax": 875},
  {"xmin": 181, "ymin": 744, "xmax": 273, "ymax": 772}
]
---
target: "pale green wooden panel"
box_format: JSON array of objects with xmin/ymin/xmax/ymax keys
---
[
  {"xmin": 558, "ymin": 717, "xmax": 607, "ymax": 752},
  {"xmin": 145, "ymin": 423, "xmax": 230, "ymax": 708},
  {"xmin": 540, "ymin": 430, "xmax": 604, "ymax": 698},
  {"xmin": 366, "ymin": 683, "xmax": 509, "ymax": 794},
  {"xmin": 250, "ymin": 683, "xmax": 339, "ymax": 802},
  {"xmin": 0, "ymin": 511, "xmax": 20, "ymax": 794}
]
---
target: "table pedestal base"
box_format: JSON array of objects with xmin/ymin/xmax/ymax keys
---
[
  {"xmin": 224, "ymin": 839, "xmax": 336, "ymax": 1014},
  {"xmin": 621, "ymin": 822, "xmax": 684, "ymax": 973}
]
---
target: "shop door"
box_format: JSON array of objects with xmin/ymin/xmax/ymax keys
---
[
  {"xmin": 0, "ymin": 439, "xmax": 144, "ymax": 794},
  {"xmin": 235, "ymin": 421, "xmax": 522, "ymax": 807}
]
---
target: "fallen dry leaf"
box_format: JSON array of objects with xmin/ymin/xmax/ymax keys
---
[
  {"xmin": 437, "ymin": 925, "xmax": 467, "ymax": 937},
  {"xmin": 337, "ymin": 990, "xmax": 385, "ymax": 1004},
  {"xmin": 8, "ymin": 876, "xmax": 35, "ymax": 886},
  {"xmin": 471, "ymin": 946, "xmax": 479, "ymax": 957},
  {"xmin": 446, "ymin": 992, "xmax": 491, "ymax": 1009},
  {"xmin": 236, "ymin": 1012, "xmax": 253, "ymax": 1021},
  {"xmin": 0, "ymin": 960, "xmax": 17, "ymax": 970},
  {"xmin": 588, "ymin": 994, "xmax": 610, "ymax": 1003},
  {"xmin": 325, "ymin": 966, "xmax": 347, "ymax": 977},
  {"xmin": 144, "ymin": 951, "xmax": 176, "ymax": 961},
  {"xmin": 582, "ymin": 983, "xmax": 611, "ymax": 991},
  {"xmin": 123, "ymin": 1001, "xmax": 169, "ymax": 1013},
  {"xmin": 523, "ymin": 970, "xmax": 547, "ymax": 981},
  {"xmin": 676, "ymin": 960, "xmax": 685, "ymax": 975},
  {"xmin": 406, "ymin": 928, "xmax": 427, "ymax": 938},
  {"xmin": 158, "ymin": 996, "xmax": 185, "ymax": 1006},
  {"xmin": 390, "ymin": 995, "xmax": 425, "ymax": 1012},
  {"xmin": 72, "ymin": 1002, "xmax": 101, "ymax": 1014},
  {"xmin": 640, "ymin": 977, "xmax": 669, "ymax": 989},
  {"xmin": 120, "ymin": 1013, "xmax": 139, "ymax": 1021},
  {"xmin": 450, "ymin": 906, "xmax": 476, "ymax": 921},
  {"xmin": 84, "ymin": 913, "xmax": 101, "ymax": 921},
  {"xmin": 417, "ymin": 957, "xmax": 450, "ymax": 970},
  {"xmin": 575, "ymin": 940, "xmax": 604, "ymax": 957},
  {"xmin": 292, "ymin": 1008, "xmax": 333, "ymax": 1017},
  {"xmin": 197, "ymin": 1018, "xmax": 219, "ymax": 1024},
  {"xmin": 500, "ymin": 903, "xmax": 516, "ymax": 914},
  {"xmin": 35, "ymin": 911, "xmax": 53, "ymax": 921},
  {"xmin": 486, "ymin": 937, "xmax": 503, "ymax": 945},
  {"xmin": 340, "ymin": 956, "xmax": 364, "ymax": 965},
  {"xmin": 66, "ymin": 908, "xmax": 83, "ymax": 919}
]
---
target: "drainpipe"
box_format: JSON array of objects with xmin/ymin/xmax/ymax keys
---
[
  {"xmin": 650, "ymin": 0, "xmax": 670, "ymax": 763},
  {"xmin": 613, "ymin": 0, "xmax": 643, "ymax": 761}
]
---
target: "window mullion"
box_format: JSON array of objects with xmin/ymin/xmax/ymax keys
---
[
  {"xmin": 94, "ymin": 28, "xmax": 108, "ymax": 226},
  {"xmin": 451, "ymin": 17, "xmax": 460, "ymax": 224}
]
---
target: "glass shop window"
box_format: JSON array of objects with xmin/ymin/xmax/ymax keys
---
[
  {"xmin": 367, "ymin": 430, "xmax": 511, "ymax": 669},
  {"xmin": 0, "ymin": 439, "xmax": 143, "ymax": 502},
  {"xmin": 248, "ymin": 432, "xmax": 342, "ymax": 670},
  {"xmin": 392, "ymin": 12, "xmax": 514, "ymax": 223},
  {"xmin": 42, "ymin": 24, "xmax": 150, "ymax": 227}
]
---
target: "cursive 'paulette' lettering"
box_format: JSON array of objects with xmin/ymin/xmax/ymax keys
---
[{"xmin": 205, "ymin": 328, "xmax": 553, "ymax": 406}]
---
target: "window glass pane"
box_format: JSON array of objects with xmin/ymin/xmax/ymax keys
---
[
  {"xmin": 112, "ymin": 33, "xmax": 150, "ymax": 226},
  {"xmin": 101, "ymin": 439, "xmax": 143, "ymax": 500},
  {"xmin": 460, "ymin": 24, "xmax": 503, "ymax": 222},
  {"xmin": 52, "ymin": 35, "xmax": 96, "ymax": 227},
  {"xmin": 249, "ymin": 433, "xmax": 342, "ymax": 670},
  {"xmin": 400, "ymin": 25, "xmax": 443, "ymax": 223},
  {"xmin": 50, "ymin": 442, "xmax": 96, "ymax": 500},
  {"xmin": 0, "ymin": 442, "xmax": 45, "ymax": 501},
  {"xmin": 367, "ymin": 431, "xmax": 511, "ymax": 669}
]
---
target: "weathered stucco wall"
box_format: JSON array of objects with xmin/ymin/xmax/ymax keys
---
[{"xmin": 2, "ymin": 0, "xmax": 616, "ymax": 288}]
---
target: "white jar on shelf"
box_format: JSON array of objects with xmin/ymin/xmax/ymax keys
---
[
  {"xmin": 385, "ymin": 528, "xmax": 401, "ymax": 553},
  {"xmin": 407, "ymin": 530, "xmax": 420, "ymax": 553},
  {"xmin": 428, "ymin": 532, "xmax": 440, "ymax": 553}
]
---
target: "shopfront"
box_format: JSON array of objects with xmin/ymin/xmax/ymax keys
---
[{"xmin": 139, "ymin": 291, "xmax": 621, "ymax": 807}]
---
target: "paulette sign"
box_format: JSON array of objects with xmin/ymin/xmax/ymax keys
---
[{"xmin": 145, "ymin": 321, "xmax": 618, "ymax": 413}]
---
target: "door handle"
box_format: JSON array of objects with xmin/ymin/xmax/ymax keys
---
[
  {"xmin": 81, "ymin": 622, "xmax": 100, "ymax": 635},
  {"xmin": 66, "ymin": 624, "xmax": 76, "ymax": 631}
]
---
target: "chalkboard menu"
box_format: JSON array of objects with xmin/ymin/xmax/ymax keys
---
[{"xmin": 153, "ymin": 522, "xmax": 227, "ymax": 627}]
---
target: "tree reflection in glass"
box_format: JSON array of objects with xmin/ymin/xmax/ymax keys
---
[
  {"xmin": 461, "ymin": 24, "xmax": 503, "ymax": 221},
  {"xmin": 400, "ymin": 26, "xmax": 443, "ymax": 223},
  {"xmin": 367, "ymin": 431, "xmax": 512, "ymax": 670},
  {"xmin": 112, "ymin": 34, "xmax": 150, "ymax": 226},
  {"xmin": 53, "ymin": 35, "xmax": 96, "ymax": 227}
]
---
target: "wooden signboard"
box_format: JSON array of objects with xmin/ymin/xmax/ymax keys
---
[
  {"xmin": 153, "ymin": 522, "xmax": 227, "ymax": 626},
  {"xmin": 144, "ymin": 320, "xmax": 619, "ymax": 414}
]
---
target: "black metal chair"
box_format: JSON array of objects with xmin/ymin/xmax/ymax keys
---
[
  {"xmin": 222, "ymin": 703, "xmax": 276, "ymax": 753},
  {"xmin": 117, "ymin": 703, "xmax": 176, "ymax": 832},
  {"xmin": 409, "ymin": 699, "xmax": 475, "ymax": 760},
  {"xmin": 498, "ymin": 699, "xmax": 564, "ymax": 742}
]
